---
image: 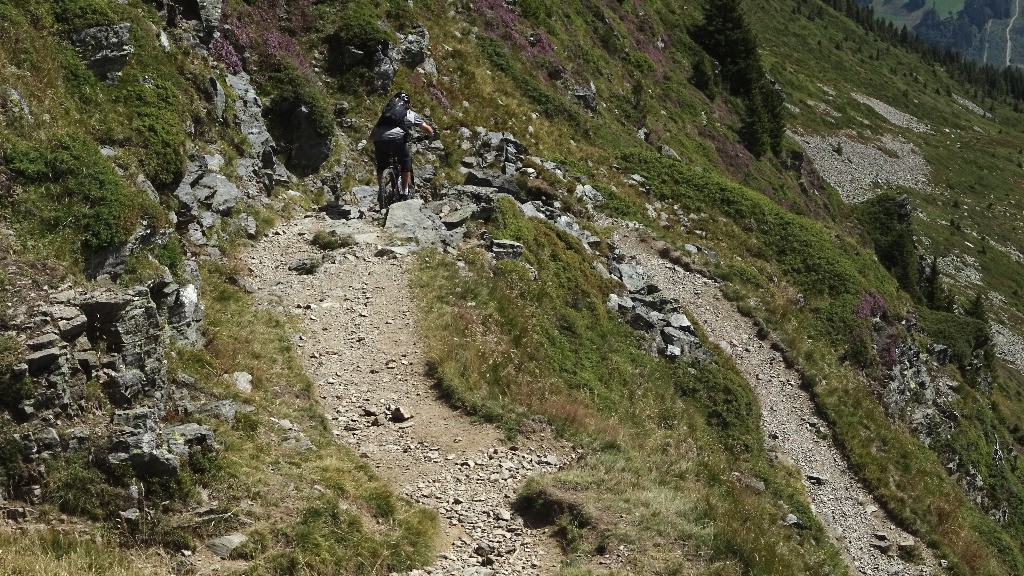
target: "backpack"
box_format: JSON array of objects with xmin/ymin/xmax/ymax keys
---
[{"xmin": 377, "ymin": 97, "xmax": 410, "ymax": 132}]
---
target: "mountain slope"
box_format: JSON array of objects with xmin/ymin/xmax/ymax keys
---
[{"xmin": 3, "ymin": 0, "xmax": 1024, "ymax": 575}]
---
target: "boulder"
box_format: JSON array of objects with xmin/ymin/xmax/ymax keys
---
[
  {"xmin": 135, "ymin": 174, "xmax": 159, "ymax": 203},
  {"xmin": 288, "ymin": 258, "xmax": 321, "ymax": 275},
  {"xmin": 225, "ymin": 371, "xmax": 253, "ymax": 394},
  {"xmin": 490, "ymin": 240, "xmax": 525, "ymax": 260},
  {"xmin": 440, "ymin": 205, "xmax": 476, "ymax": 230},
  {"xmin": 207, "ymin": 533, "xmax": 248, "ymax": 559},
  {"xmin": 552, "ymin": 213, "xmax": 600, "ymax": 250},
  {"xmin": 166, "ymin": 0, "xmax": 221, "ymax": 42},
  {"xmin": 4, "ymin": 87, "xmax": 33, "ymax": 122},
  {"xmin": 384, "ymin": 199, "xmax": 460, "ymax": 247},
  {"xmin": 667, "ymin": 313, "xmax": 694, "ymax": 333},
  {"xmin": 109, "ymin": 429, "xmax": 180, "ymax": 479},
  {"xmin": 627, "ymin": 308, "xmax": 661, "ymax": 332},
  {"xmin": 608, "ymin": 260, "xmax": 648, "ymax": 293},
  {"xmin": 390, "ymin": 406, "xmax": 414, "ymax": 423},
  {"xmin": 36, "ymin": 428, "xmax": 60, "ymax": 451},
  {"xmin": 126, "ymin": 449, "xmax": 180, "ymax": 479},
  {"xmin": 464, "ymin": 169, "xmax": 499, "ymax": 188},
  {"xmin": 25, "ymin": 348, "xmax": 62, "ymax": 375},
  {"xmin": 209, "ymin": 76, "xmax": 226, "ymax": 120},
  {"xmin": 159, "ymin": 283, "xmax": 205, "ymax": 347},
  {"xmin": 192, "ymin": 173, "xmax": 242, "ymax": 215},
  {"xmin": 659, "ymin": 145, "xmax": 681, "ymax": 161},
  {"xmin": 371, "ymin": 44, "xmax": 400, "ymax": 94},
  {"xmin": 574, "ymin": 184, "xmax": 604, "ymax": 206},
  {"xmin": 200, "ymin": 400, "xmax": 255, "ymax": 422},
  {"xmin": 108, "ymin": 369, "xmax": 148, "ymax": 406},
  {"xmin": 399, "ymin": 25, "xmax": 430, "ymax": 68},
  {"xmin": 72, "ymin": 24, "xmax": 133, "ymax": 80},
  {"xmin": 49, "ymin": 305, "xmax": 88, "ymax": 340},
  {"xmin": 85, "ymin": 219, "xmax": 170, "ymax": 281},
  {"xmin": 162, "ymin": 423, "xmax": 216, "ymax": 457},
  {"xmin": 112, "ymin": 408, "xmax": 160, "ymax": 432},
  {"xmin": 572, "ymin": 85, "xmax": 598, "ymax": 113},
  {"xmin": 235, "ymin": 213, "xmax": 258, "ymax": 238},
  {"xmin": 26, "ymin": 333, "xmax": 61, "ymax": 352}
]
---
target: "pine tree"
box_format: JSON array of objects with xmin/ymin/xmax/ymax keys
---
[
  {"xmin": 695, "ymin": 0, "xmax": 760, "ymax": 95},
  {"xmin": 693, "ymin": 0, "xmax": 786, "ymax": 157},
  {"xmin": 966, "ymin": 291, "xmax": 989, "ymax": 324},
  {"xmin": 691, "ymin": 55, "xmax": 719, "ymax": 99},
  {"xmin": 922, "ymin": 255, "xmax": 956, "ymax": 312}
]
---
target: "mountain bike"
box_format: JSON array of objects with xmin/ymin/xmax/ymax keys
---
[{"xmin": 378, "ymin": 132, "xmax": 434, "ymax": 213}]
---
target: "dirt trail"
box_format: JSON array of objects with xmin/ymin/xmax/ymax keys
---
[
  {"xmin": 242, "ymin": 212, "xmax": 575, "ymax": 575},
  {"xmin": 615, "ymin": 229, "xmax": 938, "ymax": 576},
  {"xmin": 237, "ymin": 203, "xmax": 944, "ymax": 576}
]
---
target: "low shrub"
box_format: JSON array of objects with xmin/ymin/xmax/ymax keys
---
[
  {"xmin": 3, "ymin": 133, "xmax": 139, "ymax": 256},
  {"xmin": 116, "ymin": 77, "xmax": 187, "ymax": 189},
  {"xmin": 310, "ymin": 230, "xmax": 356, "ymax": 250},
  {"xmin": 856, "ymin": 192, "xmax": 920, "ymax": 299},
  {"xmin": 0, "ymin": 335, "xmax": 33, "ymax": 412},
  {"xmin": 917, "ymin": 308, "xmax": 990, "ymax": 369},
  {"xmin": 45, "ymin": 453, "xmax": 124, "ymax": 520},
  {"xmin": 328, "ymin": 0, "xmax": 390, "ymax": 53},
  {"xmin": 262, "ymin": 61, "xmax": 334, "ymax": 151},
  {"xmin": 49, "ymin": 0, "xmax": 115, "ymax": 32}
]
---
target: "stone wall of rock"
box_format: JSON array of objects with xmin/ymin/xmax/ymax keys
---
[{"xmin": 1, "ymin": 272, "xmax": 211, "ymax": 507}]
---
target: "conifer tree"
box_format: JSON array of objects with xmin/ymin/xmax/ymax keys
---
[
  {"xmin": 966, "ymin": 291, "xmax": 989, "ymax": 324},
  {"xmin": 694, "ymin": 0, "xmax": 786, "ymax": 157}
]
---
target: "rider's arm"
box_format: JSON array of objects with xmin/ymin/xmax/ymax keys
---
[{"xmin": 420, "ymin": 121, "xmax": 434, "ymax": 136}]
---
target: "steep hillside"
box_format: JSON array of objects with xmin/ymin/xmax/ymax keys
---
[{"xmin": 3, "ymin": 0, "xmax": 1024, "ymax": 575}]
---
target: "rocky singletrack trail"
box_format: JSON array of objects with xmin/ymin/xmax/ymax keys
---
[
  {"xmin": 614, "ymin": 228, "xmax": 939, "ymax": 576},
  {"xmin": 237, "ymin": 183, "xmax": 943, "ymax": 576},
  {"xmin": 241, "ymin": 212, "xmax": 576, "ymax": 576}
]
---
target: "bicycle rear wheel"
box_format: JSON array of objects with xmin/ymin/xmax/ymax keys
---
[{"xmin": 380, "ymin": 168, "xmax": 399, "ymax": 211}]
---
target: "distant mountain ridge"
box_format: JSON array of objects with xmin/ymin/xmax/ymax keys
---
[{"xmin": 865, "ymin": 0, "xmax": 1024, "ymax": 66}]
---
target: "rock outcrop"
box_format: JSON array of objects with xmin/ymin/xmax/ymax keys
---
[
  {"xmin": 1, "ymin": 274, "xmax": 210, "ymax": 498},
  {"xmin": 72, "ymin": 23, "xmax": 133, "ymax": 80}
]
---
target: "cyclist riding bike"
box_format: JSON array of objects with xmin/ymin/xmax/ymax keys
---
[{"xmin": 369, "ymin": 91, "xmax": 434, "ymax": 204}]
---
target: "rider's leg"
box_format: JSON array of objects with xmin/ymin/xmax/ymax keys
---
[
  {"xmin": 373, "ymin": 142, "xmax": 389, "ymax": 193},
  {"xmin": 401, "ymin": 171, "xmax": 412, "ymax": 195},
  {"xmin": 399, "ymin": 143, "xmax": 413, "ymax": 197}
]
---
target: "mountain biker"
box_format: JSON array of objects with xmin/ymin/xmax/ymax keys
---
[{"xmin": 369, "ymin": 91, "xmax": 434, "ymax": 202}]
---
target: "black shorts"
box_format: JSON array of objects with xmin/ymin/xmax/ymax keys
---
[{"xmin": 373, "ymin": 139, "xmax": 412, "ymax": 173}]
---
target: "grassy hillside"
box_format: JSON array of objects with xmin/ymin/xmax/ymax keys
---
[{"xmin": 4, "ymin": 0, "xmax": 1024, "ymax": 574}]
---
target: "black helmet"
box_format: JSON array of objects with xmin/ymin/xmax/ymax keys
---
[{"xmin": 395, "ymin": 91, "xmax": 410, "ymax": 104}]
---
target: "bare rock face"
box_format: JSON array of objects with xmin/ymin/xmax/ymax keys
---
[
  {"xmin": 161, "ymin": 0, "xmax": 221, "ymax": 43},
  {"xmin": 86, "ymin": 219, "xmax": 170, "ymax": 281},
  {"xmin": 226, "ymin": 73, "xmax": 279, "ymax": 182},
  {"xmin": 287, "ymin": 105, "xmax": 333, "ymax": 177},
  {"xmin": 72, "ymin": 23, "xmax": 133, "ymax": 81}
]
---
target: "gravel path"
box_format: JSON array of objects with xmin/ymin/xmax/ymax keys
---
[
  {"xmin": 242, "ymin": 212, "xmax": 576, "ymax": 575},
  {"xmin": 614, "ymin": 229, "xmax": 938, "ymax": 576},
  {"xmin": 237, "ymin": 206, "xmax": 946, "ymax": 575}
]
